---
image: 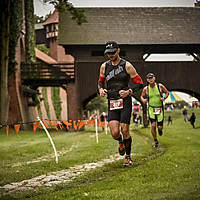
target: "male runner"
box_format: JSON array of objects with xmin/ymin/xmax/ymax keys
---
[
  {"xmin": 141, "ymin": 73, "xmax": 169, "ymax": 147},
  {"xmin": 98, "ymin": 41, "xmax": 143, "ymax": 166}
]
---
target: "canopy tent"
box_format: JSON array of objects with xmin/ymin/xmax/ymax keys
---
[
  {"xmin": 175, "ymin": 92, "xmax": 198, "ymax": 103},
  {"xmin": 164, "ymin": 91, "xmax": 184, "ymax": 104}
]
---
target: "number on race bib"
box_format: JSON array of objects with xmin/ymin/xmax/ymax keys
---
[
  {"xmin": 110, "ymin": 99, "xmax": 123, "ymax": 110},
  {"xmin": 153, "ymin": 107, "xmax": 161, "ymax": 114}
]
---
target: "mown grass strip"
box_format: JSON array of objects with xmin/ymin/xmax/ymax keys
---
[{"xmin": 0, "ymin": 108, "xmax": 199, "ymax": 200}]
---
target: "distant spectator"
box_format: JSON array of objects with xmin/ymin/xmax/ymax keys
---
[
  {"xmin": 182, "ymin": 106, "xmax": 188, "ymax": 123},
  {"xmin": 100, "ymin": 113, "xmax": 105, "ymax": 122},
  {"xmin": 137, "ymin": 115, "xmax": 142, "ymax": 126},
  {"xmin": 100, "ymin": 112, "xmax": 106, "ymax": 131},
  {"xmin": 167, "ymin": 116, "xmax": 172, "ymax": 125},
  {"xmin": 132, "ymin": 113, "xmax": 137, "ymax": 124},
  {"xmin": 189, "ymin": 112, "xmax": 196, "ymax": 128}
]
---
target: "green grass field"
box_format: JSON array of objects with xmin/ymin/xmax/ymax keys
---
[{"xmin": 0, "ymin": 108, "xmax": 199, "ymax": 200}]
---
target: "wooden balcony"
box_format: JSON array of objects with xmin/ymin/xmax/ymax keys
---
[{"xmin": 21, "ymin": 62, "xmax": 75, "ymax": 88}]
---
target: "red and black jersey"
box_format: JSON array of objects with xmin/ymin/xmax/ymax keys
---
[{"xmin": 105, "ymin": 59, "xmax": 130, "ymax": 99}]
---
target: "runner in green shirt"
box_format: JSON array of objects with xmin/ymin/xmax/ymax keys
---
[{"xmin": 141, "ymin": 73, "xmax": 169, "ymax": 147}]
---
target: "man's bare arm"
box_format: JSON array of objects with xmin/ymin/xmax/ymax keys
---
[
  {"xmin": 141, "ymin": 86, "xmax": 148, "ymax": 104},
  {"xmin": 98, "ymin": 63, "xmax": 107, "ymax": 97},
  {"xmin": 119, "ymin": 62, "xmax": 144, "ymax": 98},
  {"xmin": 159, "ymin": 84, "xmax": 169, "ymax": 102}
]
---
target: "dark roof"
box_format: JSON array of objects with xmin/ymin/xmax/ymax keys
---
[
  {"xmin": 43, "ymin": 9, "xmax": 58, "ymax": 26},
  {"xmin": 58, "ymin": 7, "xmax": 200, "ymax": 45}
]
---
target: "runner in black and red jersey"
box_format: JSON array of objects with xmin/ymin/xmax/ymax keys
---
[{"xmin": 98, "ymin": 41, "xmax": 143, "ymax": 166}]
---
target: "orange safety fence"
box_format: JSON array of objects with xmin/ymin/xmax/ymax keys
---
[{"xmin": 0, "ymin": 119, "xmax": 108, "ymax": 136}]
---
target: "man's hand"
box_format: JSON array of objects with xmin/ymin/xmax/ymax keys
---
[
  {"xmin": 99, "ymin": 88, "xmax": 107, "ymax": 97},
  {"xmin": 119, "ymin": 90, "xmax": 129, "ymax": 98},
  {"xmin": 160, "ymin": 97, "xmax": 165, "ymax": 102},
  {"xmin": 142, "ymin": 98, "xmax": 148, "ymax": 104}
]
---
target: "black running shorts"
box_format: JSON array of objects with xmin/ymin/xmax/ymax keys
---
[
  {"xmin": 149, "ymin": 116, "xmax": 164, "ymax": 126},
  {"xmin": 107, "ymin": 96, "xmax": 132, "ymax": 124}
]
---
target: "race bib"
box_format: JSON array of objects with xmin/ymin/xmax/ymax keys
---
[
  {"xmin": 110, "ymin": 99, "xmax": 123, "ymax": 110},
  {"xmin": 153, "ymin": 107, "xmax": 161, "ymax": 114}
]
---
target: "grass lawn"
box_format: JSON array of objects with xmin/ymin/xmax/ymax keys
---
[{"xmin": 0, "ymin": 108, "xmax": 199, "ymax": 200}]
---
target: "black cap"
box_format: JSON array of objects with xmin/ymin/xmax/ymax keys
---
[
  {"xmin": 104, "ymin": 41, "xmax": 119, "ymax": 54},
  {"xmin": 146, "ymin": 73, "xmax": 155, "ymax": 79}
]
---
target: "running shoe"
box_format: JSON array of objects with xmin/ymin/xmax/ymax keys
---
[
  {"xmin": 158, "ymin": 130, "xmax": 163, "ymax": 136},
  {"xmin": 118, "ymin": 141, "xmax": 125, "ymax": 156},
  {"xmin": 153, "ymin": 140, "xmax": 159, "ymax": 148},
  {"xmin": 124, "ymin": 155, "xmax": 132, "ymax": 166}
]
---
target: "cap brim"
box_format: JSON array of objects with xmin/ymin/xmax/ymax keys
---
[
  {"xmin": 147, "ymin": 76, "xmax": 154, "ymax": 79},
  {"xmin": 104, "ymin": 48, "xmax": 117, "ymax": 54}
]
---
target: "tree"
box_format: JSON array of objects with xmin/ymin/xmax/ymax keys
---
[
  {"xmin": 0, "ymin": 0, "xmax": 87, "ymax": 124},
  {"xmin": 36, "ymin": 44, "xmax": 50, "ymax": 55},
  {"xmin": 34, "ymin": 13, "xmax": 52, "ymax": 24},
  {"xmin": 0, "ymin": 0, "xmax": 10, "ymax": 123},
  {"xmin": 49, "ymin": 0, "xmax": 87, "ymax": 25},
  {"xmin": 195, "ymin": 0, "xmax": 200, "ymax": 7},
  {"xmin": 85, "ymin": 96, "xmax": 107, "ymax": 114}
]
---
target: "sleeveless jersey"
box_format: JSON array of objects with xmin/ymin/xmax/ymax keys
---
[
  {"xmin": 105, "ymin": 59, "xmax": 130, "ymax": 99},
  {"xmin": 148, "ymin": 83, "xmax": 162, "ymax": 107}
]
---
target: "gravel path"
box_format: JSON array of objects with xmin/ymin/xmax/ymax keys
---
[{"xmin": 0, "ymin": 154, "xmax": 127, "ymax": 195}]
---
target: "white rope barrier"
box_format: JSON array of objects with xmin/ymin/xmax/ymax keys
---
[
  {"xmin": 37, "ymin": 117, "xmax": 58, "ymax": 164},
  {"xmin": 95, "ymin": 118, "xmax": 98, "ymax": 144},
  {"xmin": 105, "ymin": 119, "xmax": 108, "ymax": 135}
]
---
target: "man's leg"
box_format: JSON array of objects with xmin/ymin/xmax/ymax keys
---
[
  {"xmin": 151, "ymin": 121, "xmax": 159, "ymax": 147},
  {"xmin": 121, "ymin": 123, "xmax": 132, "ymax": 155},
  {"xmin": 184, "ymin": 115, "xmax": 187, "ymax": 122},
  {"xmin": 121, "ymin": 123, "xmax": 132, "ymax": 166},
  {"xmin": 158, "ymin": 125, "xmax": 163, "ymax": 136},
  {"xmin": 109, "ymin": 120, "xmax": 125, "ymax": 155},
  {"xmin": 157, "ymin": 111, "xmax": 164, "ymax": 136},
  {"xmin": 191, "ymin": 122, "xmax": 195, "ymax": 128}
]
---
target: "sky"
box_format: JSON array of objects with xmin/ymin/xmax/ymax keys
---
[{"xmin": 34, "ymin": 0, "xmax": 197, "ymax": 16}]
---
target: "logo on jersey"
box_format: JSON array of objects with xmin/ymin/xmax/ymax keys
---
[{"xmin": 106, "ymin": 65, "xmax": 124, "ymax": 81}]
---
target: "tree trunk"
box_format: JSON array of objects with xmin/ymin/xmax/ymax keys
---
[
  {"xmin": 142, "ymin": 104, "xmax": 149, "ymax": 128},
  {"xmin": 25, "ymin": 0, "xmax": 35, "ymax": 63},
  {"xmin": 0, "ymin": 0, "xmax": 10, "ymax": 123}
]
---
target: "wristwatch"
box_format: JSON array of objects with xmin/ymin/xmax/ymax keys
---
[{"xmin": 128, "ymin": 89, "xmax": 132, "ymax": 96}]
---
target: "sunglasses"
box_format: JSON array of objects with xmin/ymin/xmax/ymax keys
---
[
  {"xmin": 107, "ymin": 51, "xmax": 117, "ymax": 55},
  {"xmin": 147, "ymin": 77, "xmax": 154, "ymax": 79}
]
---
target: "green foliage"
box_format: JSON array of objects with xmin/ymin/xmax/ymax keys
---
[
  {"xmin": 32, "ymin": 94, "xmax": 40, "ymax": 106},
  {"xmin": 85, "ymin": 95, "xmax": 107, "ymax": 113},
  {"xmin": 195, "ymin": 0, "xmax": 200, "ymax": 7},
  {"xmin": 49, "ymin": 0, "xmax": 87, "ymax": 25},
  {"xmin": 25, "ymin": 0, "xmax": 36, "ymax": 63},
  {"xmin": 34, "ymin": 13, "xmax": 52, "ymax": 24},
  {"xmin": 42, "ymin": 87, "xmax": 50, "ymax": 119},
  {"xmin": 51, "ymin": 87, "xmax": 62, "ymax": 119},
  {"xmin": 8, "ymin": 0, "xmax": 23, "ymax": 76},
  {"xmin": 36, "ymin": 44, "xmax": 50, "ymax": 56},
  {"xmin": 37, "ymin": 101, "xmax": 42, "ymax": 118}
]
